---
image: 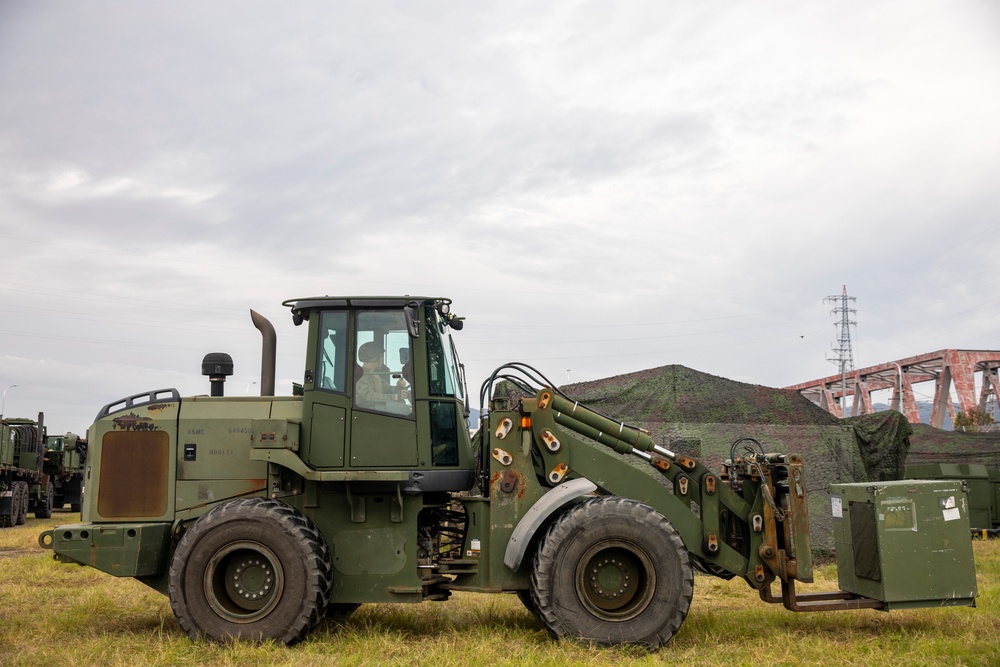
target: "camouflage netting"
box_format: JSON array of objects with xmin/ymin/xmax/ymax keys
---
[
  {"xmin": 906, "ymin": 424, "xmax": 1000, "ymax": 468},
  {"xmin": 562, "ymin": 365, "xmax": 841, "ymax": 426},
  {"xmin": 842, "ymin": 412, "xmax": 912, "ymax": 482}
]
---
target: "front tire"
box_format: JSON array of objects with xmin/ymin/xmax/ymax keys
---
[
  {"xmin": 35, "ymin": 481, "xmax": 54, "ymax": 519},
  {"xmin": 168, "ymin": 498, "xmax": 333, "ymax": 645},
  {"xmin": 530, "ymin": 497, "xmax": 693, "ymax": 648}
]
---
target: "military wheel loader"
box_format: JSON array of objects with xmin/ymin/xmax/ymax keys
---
[{"xmin": 40, "ymin": 296, "xmax": 978, "ymax": 647}]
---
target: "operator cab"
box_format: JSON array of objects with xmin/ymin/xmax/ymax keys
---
[{"xmin": 285, "ymin": 296, "xmax": 474, "ymax": 492}]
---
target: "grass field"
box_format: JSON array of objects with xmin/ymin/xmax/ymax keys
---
[{"xmin": 2, "ymin": 515, "xmax": 998, "ymax": 667}]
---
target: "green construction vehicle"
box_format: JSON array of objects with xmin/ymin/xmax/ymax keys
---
[
  {"xmin": 2, "ymin": 413, "xmax": 54, "ymax": 526},
  {"xmin": 39, "ymin": 297, "xmax": 979, "ymax": 647},
  {"xmin": 44, "ymin": 432, "xmax": 87, "ymax": 513}
]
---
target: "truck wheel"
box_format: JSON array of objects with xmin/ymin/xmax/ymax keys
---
[
  {"xmin": 530, "ymin": 496, "xmax": 693, "ymax": 648},
  {"xmin": 7, "ymin": 485, "xmax": 21, "ymax": 526},
  {"xmin": 15, "ymin": 482, "xmax": 29, "ymax": 525},
  {"xmin": 71, "ymin": 489, "xmax": 83, "ymax": 514},
  {"xmin": 168, "ymin": 498, "xmax": 333, "ymax": 645},
  {"xmin": 0, "ymin": 487, "xmax": 12, "ymax": 527},
  {"xmin": 35, "ymin": 482, "xmax": 54, "ymax": 519}
]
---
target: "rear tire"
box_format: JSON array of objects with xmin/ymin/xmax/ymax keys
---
[
  {"xmin": 168, "ymin": 498, "xmax": 333, "ymax": 645},
  {"xmin": 530, "ymin": 496, "xmax": 693, "ymax": 648}
]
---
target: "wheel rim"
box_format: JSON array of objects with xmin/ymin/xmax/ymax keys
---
[
  {"xmin": 204, "ymin": 540, "xmax": 284, "ymax": 623},
  {"xmin": 575, "ymin": 539, "xmax": 655, "ymax": 621}
]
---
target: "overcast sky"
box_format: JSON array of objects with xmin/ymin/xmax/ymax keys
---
[{"xmin": 2, "ymin": 1, "xmax": 999, "ymax": 434}]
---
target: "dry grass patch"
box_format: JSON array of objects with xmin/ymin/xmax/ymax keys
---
[{"xmin": 2, "ymin": 517, "xmax": 998, "ymax": 666}]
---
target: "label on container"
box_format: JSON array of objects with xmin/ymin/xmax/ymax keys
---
[
  {"xmin": 831, "ymin": 495, "xmax": 843, "ymax": 518},
  {"xmin": 880, "ymin": 498, "xmax": 918, "ymax": 531}
]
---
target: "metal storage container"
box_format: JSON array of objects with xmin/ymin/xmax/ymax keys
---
[{"xmin": 831, "ymin": 480, "xmax": 977, "ymax": 609}]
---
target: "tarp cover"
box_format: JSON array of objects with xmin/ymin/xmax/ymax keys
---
[{"xmin": 842, "ymin": 411, "xmax": 912, "ymax": 482}]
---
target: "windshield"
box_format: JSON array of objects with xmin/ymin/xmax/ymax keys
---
[{"xmin": 425, "ymin": 307, "xmax": 464, "ymax": 401}]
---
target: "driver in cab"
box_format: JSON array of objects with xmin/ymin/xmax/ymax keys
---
[{"xmin": 356, "ymin": 341, "xmax": 411, "ymax": 415}]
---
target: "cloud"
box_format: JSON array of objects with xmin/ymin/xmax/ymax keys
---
[{"xmin": 1, "ymin": 1, "xmax": 999, "ymax": 433}]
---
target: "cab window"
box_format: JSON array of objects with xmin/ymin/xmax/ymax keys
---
[
  {"xmin": 317, "ymin": 310, "xmax": 348, "ymax": 392},
  {"xmin": 354, "ymin": 310, "xmax": 414, "ymax": 418},
  {"xmin": 425, "ymin": 307, "xmax": 464, "ymax": 400}
]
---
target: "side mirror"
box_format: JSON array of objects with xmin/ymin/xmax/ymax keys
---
[{"xmin": 404, "ymin": 304, "xmax": 420, "ymax": 337}]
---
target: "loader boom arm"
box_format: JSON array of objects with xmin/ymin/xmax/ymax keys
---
[{"xmin": 522, "ymin": 387, "xmax": 813, "ymax": 588}]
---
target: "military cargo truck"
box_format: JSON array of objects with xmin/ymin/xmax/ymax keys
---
[
  {"xmin": 1, "ymin": 413, "xmax": 53, "ymax": 526},
  {"xmin": 44, "ymin": 432, "xmax": 87, "ymax": 512}
]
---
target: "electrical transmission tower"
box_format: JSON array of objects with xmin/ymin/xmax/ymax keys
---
[{"xmin": 824, "ymin": 285, "xmax": 857, "ymax": 415}]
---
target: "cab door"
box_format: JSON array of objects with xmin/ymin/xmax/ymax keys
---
[{"xmin": 301, "ymin": 309, "xmax": 351, "ymax": 468}]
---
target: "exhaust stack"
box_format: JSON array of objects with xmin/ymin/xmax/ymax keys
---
[{"xmin": 250, "ymin": 309, "xmax": 276, "ymax": 397}]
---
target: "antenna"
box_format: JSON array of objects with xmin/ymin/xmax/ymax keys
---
[{"xmin": 824, "ymin": 285, "xmax": 857, "ymax": 415}]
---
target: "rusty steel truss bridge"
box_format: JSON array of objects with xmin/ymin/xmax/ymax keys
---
[{"xmin": 786, "ymin": 349, "xmax": 1000, "ymax": 428}]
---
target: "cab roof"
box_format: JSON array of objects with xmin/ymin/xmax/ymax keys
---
[{"xmin": 282, "ymin": 296, "xmax": 449, "ymax": 313}]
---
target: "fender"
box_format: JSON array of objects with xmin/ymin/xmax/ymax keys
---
[{"xmin": 503, "ymin": 477, "xmax": 597, "ymax": 571}]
